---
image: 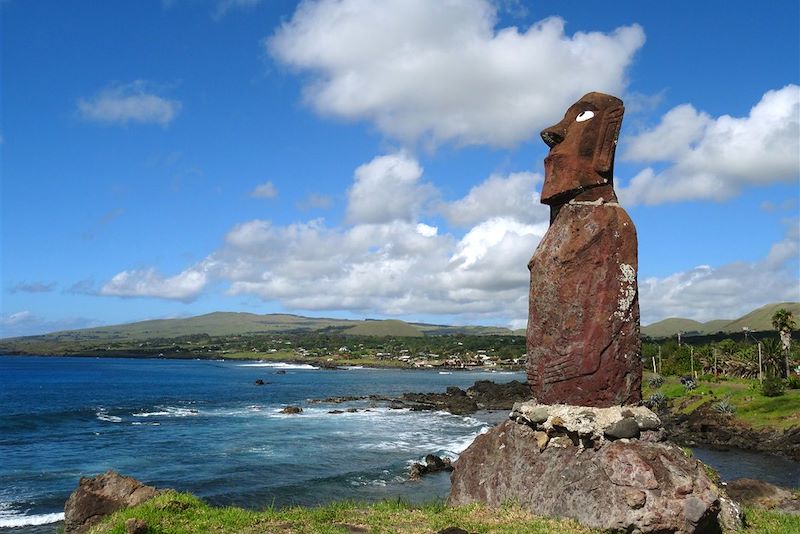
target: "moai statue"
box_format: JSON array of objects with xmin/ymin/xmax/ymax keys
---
[{"xmin": 526, "ymin": 92, "xmax": 642, "ymax": 407}]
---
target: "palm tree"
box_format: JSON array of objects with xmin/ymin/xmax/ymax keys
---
[{"xmin": 771, "ymin": 308, "xmax": 796, "ymax": 378}]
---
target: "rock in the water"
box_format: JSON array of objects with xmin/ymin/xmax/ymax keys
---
[
  {"xmin": 254, "ymin": 379, "xmax": 265, "ymax": 385},
  {"xmin": 280, "ymin": 406, "xmax": 303, "ymax": 414},
  {"xmin": 409, "ymin": 454, "xmax": 454, "ymax": 480},
  {"xmin": 450, "ymin": 420, "xmax": 725, "ymax": 533},
  {"xmin": 527, "ymin": 92, "xmax": 641, "ymax": 407},
  {"xmin": 64, "ymin": 471, "xmax": 158, "ymax": 534}
]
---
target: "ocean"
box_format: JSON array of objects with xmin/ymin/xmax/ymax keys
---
[{"xmin": 0, "ymin": 356, "xmax": 522, "ymax": 532}]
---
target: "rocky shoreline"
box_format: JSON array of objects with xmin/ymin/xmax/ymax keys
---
[
  {"xmin": 308, "ymin": 380, "xmax": 800, "ymax": 462},
  {"xmin": 657, "ymin": 401, "xmax": 800, "ymax": 462},
  {"xmin": 308, "ymin": 379, "xmax": 531, "ymax": 415}
]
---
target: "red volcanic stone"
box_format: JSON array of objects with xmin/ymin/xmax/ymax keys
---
[
  {"xmin": 526, "ymin": 200, "xmax": 642, "ymax": 406},
  {"xmin": 449, "ymin": 420, "xmax": 727, "ymax": 534}
]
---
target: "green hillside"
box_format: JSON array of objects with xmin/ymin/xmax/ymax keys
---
[
  {"xmin": 343, "ymin": 320, "xmax": 423, "ymax": 337},
  {"xmin": 724, "ymin": 302, "xmax": 800, "ymax": 333},
  {"xmin": 641, "ymin": 318, "xmax": 709, "ymax": 338},
  {"xmin": 642, "ymin": 302, "xmax": 800, "ymax": 338}
]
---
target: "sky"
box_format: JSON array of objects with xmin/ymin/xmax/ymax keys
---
[{"xmin": 1, "ymin": 0, "xmax": 799, "ymax": 337}]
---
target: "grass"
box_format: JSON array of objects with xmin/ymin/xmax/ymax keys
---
[
  {"xmin": 643, "ymin": 373, "xmax": 800, "ymax": 430},
  {"xmin": 88, "ymin": 492, "xmax": 600, "ymax": 534},
  {"xmin": 88, "ymin": 492, "xmax": 800, "ymax": 534}
]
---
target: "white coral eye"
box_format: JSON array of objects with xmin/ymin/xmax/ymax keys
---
[{"xmin": 576, "ymin": 110, "xmax": 595, "ymax": 122}]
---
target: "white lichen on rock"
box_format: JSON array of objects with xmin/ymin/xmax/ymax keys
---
[{"xmin": 615, "ymin": 263, "xmax": 636, "ymax": 320}]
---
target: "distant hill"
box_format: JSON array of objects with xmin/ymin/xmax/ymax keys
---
[
  {"xmin": 641, "ymin": 302, "xmax": 800, "ymax": 339},
  {"xmin": 0, "ymin": 311, "xmax": 513, "ymax": 347},
  {"xmin": 343, "ymin": 320, "xmax": 424, "ymax": 337}
]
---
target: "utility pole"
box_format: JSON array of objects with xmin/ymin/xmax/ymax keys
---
[
  {"xmin": 652, "ymin": 352, "xmax": 657, "ymax": 373},
  {"xmin": 658, "ymin": 345, "xmax": 662, "ymax": 374},
  {"xmin": 713, "ymin": 348, "xmax": 718, "ymax": 377},
  {"xmin": 757, "ymin": 342, "xmax": 763, "ymax": 382},
  {"xmin": 690, "ymin": 345, "xmax": 695, "ymax": 379}
]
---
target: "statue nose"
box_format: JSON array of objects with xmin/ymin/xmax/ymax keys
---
[{"xmin": 541, "ymin": 127, "xmax": 564, "ymax": 148}]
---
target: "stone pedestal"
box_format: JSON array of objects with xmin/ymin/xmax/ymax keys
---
[{"xmin": 449, "ymin": 402, "xmax": 742, "ymax": 534}]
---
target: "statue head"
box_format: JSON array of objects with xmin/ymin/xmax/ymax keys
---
[{"xmin": 540, "ymin": 92, "xmax": 624, "ymax": 206}]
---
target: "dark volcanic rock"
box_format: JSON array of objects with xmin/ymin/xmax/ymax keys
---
[
  {"xmin": 280, "ymin": 406, "xmax": 303, "ymax": 414},
  {"xmin": 466, "ymin": 380, "xmax": 531, "ymax": 409},
  {"xmin": 124, "ymin": 517, "xmax": 149, "ymax": 534},
  {"xmin": 409, "ymin": 454, "xmax": 453, "ymax": 480},
  {"xmin": 527, "ymin": 92, "xmax": 641, "ymax": 407},
  {"xmin": 726, "ymin": 478, "xmax": 800, "ymax": 514},
  {"xmin": 64, "ymin": 471, "xmax": 158, "ymax": 534},
  {"xmin": 661, "ymin": 401, "xmax": 800, "ymax": 461},
  {"xmin": 604, "ymin": 416, "xmax": 641, "ymax": 439},
  {"xmin": 450, "ymin": 420, "xmax": 726, "ymax": 533}
]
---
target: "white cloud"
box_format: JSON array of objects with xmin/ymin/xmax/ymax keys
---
[
  {"xmin": 619, "ymin": 85, "xmax": 800, "ymax": 205},
  {"xmin": 215, "ymin": 0, "xmax": 261, "ymax": 18},
  {"xmin": 78, "ymin": 81, "xmax": 181, "ymax": 126},
  {"xmin": 346, "ymin": 152, "xmax": 435, "ymax": 224},
  {"xmin": 100, "ymin": 265, "xmax": 210, "ymax": 301},
  {"xmin": 267, "ymin": 0, "xmax": 644, "ymax": 147},
  {"xmin": 297, "ymin": 192, "xmax": 333, "ymax": 210},
  {"xmin": 100, "ymin": 153, "xmax": 546, "ymax": 325},
  {"xmin": 640, "ymin": 220, "xmax": 799, "ymax": 323},
  {"xmin": 0, "ymin": 312, "xmax": 101, "ymax": 338},
  {"xmin": 441, "ymin": 171, "xmax": 547, "ymax": 227},
  {"xmin": 10, "ymin": 281, "xmax": 56, "ymax": 293},
  {"xmin": 249, "ymin": 182, "xmax": 278, "ymax": 199}
]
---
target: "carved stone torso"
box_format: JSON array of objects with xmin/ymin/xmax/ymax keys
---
[{"xmin": 527, "ymin": 200, "xmax": 641, "ymax": 406}]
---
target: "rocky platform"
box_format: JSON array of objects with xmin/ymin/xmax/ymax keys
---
[{"xmin": 450, "ymin": 401, "xmax": 742, "ymax": 534}]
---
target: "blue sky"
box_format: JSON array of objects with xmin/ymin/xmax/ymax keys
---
[{"xmin": 1, "ymin": 0, "xmax": 798, "ymax": 337}]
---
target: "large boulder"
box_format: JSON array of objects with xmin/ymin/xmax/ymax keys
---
[
  {"xmin": 64, "ymin": 470, "xmax": 158, "ymax": 534},
  {"xmin": 450, "ymin": 419, "xmax": 727, "ymax": 533}
]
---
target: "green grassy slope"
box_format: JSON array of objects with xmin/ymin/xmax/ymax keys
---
[
  {"xmin": 641, "ymin": 318, "xmax": 710, "ymax": 338},
  {"xmin": 342, "ymin": 320, "xmax": 424, "ymax": 337},
  {"xmin": 725, "ymin": 302, "xmax": 800, "ymax": 333},
  {"xmin": 642, "ymin": 302, "xmax": 800, "ymax": 338}
]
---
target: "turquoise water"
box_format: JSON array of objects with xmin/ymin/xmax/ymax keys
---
[{"xmin": 0, "ymin": 356, "xmax": 522, "ymax": 532}]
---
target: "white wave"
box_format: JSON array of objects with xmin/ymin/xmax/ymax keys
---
[
  {"xmin": 95, "ymin": 410, "xmax": 122, "ymax": 423},
  {"xmin": 131, "ymin": 421, "xmax": 160, "ymax": 426},
  {"xmin": 438, "ymin": 371, "xmax": 452, "ymax": 375},
  {"xmin": 238, "ymin": 362, "xmax": 319, "ymax": 370},
  {"xmin": 0, "ymin": 511, "xmax": 64, "ymax": 527},
  {"xmin": 132, "ymin": 407, "xmax": 198, "ymax": 418},
  {"xmin": 341, "ymin": 365, "xmax": 365, "ymax": 370}
]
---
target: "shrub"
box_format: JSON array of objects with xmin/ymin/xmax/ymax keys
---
[
  {"xmin": 646, "ymin": 392, "xmax": 666, "ymax": 409},
  {"xmin": 787, "ymin": 375, "xmax": 800, "ymax": 390},
  {"xmin": 712, "ymin": 398, "xmax": 736, "ymax": 416},
  {"xmin": 761, "ymin": 376, "xmax": 785, "ymax": 397},
  {"xmin": 648, "ymin": 374, "xmax": 664, "ymax": 388},
  {"xmin": 683, "ymin": 380, "xmax": 697, "ymax": 392}
]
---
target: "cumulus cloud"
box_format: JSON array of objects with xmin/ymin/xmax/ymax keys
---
[
  {"xmin": 100, "ymin": 153, "xmax": 545, "ymax": 324},
  {"xmin": 441, "ymin": 171, "xmax": 547, "ymax": 227},
  {"xmin": 346, "ymin": 152, "xmax": 435, "ymax": 224},
  {"xmin": 619, "ymin": 85, "xmax": 800, "ymax": 205},
  {"xmin": 267, "ymin": 0, "xmax": 644, "ymax": 147},
  {"xmin": 100, "ymin": 265, "xmax": 211, "ymax": 301},
  {"xmin": 249, "ymin": 182, "xmax": 278, "ymax": 199},
  {"xmin": 78, "ymin": 81, "xmax": 181, "ymax": 126},
  {"xmin": 640, "ymin": 220, "xmax": 800, "ymax": 323},
  {"xmin": 297, "ymin": 192, "xmax": 333, "ymax": 210}
]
